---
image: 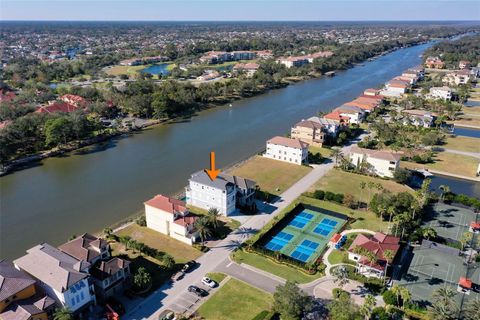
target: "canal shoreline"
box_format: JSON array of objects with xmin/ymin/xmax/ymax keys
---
[{"xmin": 0, "ymin": 41, "xmax": 429, "ymax": 177}]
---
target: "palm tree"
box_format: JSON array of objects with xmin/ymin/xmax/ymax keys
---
[
  {"xmin": 367, "ymin": 182, "xmax": 375, "ymax": 203},
  {"xmin": 53, "ymin": 307, "xmax": 73, "ymax": 320},
  {"xmin": 460, "ymin": 231, "xmax": 473, "ymax": 251},
  {"xmin": 161, "ymin": 254, "xmax": 175, "ymax": 269},
  {"xmin": 462, "ymin": 297, "xmax": 480, "ymax": 320},
  {"xmin": 207, "ymin": 208, "xmax": 221, "ymax": 230},
  {"xmin": 429, "ymin": 287, "xmax": 459, "ymax": 320},
  {"xmin": 391, "ymin": 284, "xmax": 411, "ymax": 308},
  {"xmin": 331, "ymin": 148, "xmax": 343, "ymax": 166},
  {"xmin": 439, "ymin": 185, "xmax": 450, "ymax": 202},
  {"xmin": 195, "ymin": 217, "xmax": 212, "ymax": 246},
  {"xmin": 383, "ymin": 249, "xmax": 395, "ymax": 283},
  {"xmin": 387, "ymin": 206, "xmax": 396, "ymax": 233},
  {"xmin": 422, "ymin": 227, "xmax": 437, "ymax": 240},
  {"xmin": 360, "ymin": 294, "xmax": 376, "ymax": 320}
]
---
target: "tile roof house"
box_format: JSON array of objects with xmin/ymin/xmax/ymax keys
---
[
  {"xmin": 59, "ymin": 94, "xmax": 87, "ymax": 108},
  {"xmin": 348, "ymin": 233, "xmax": 400, "ymax": 278},
  {"xmin": 307, "ymin": 116, "xmax": 339, "ymax": 137},
  {"xmin": 59, "ymin": 234, "xmax": 131, "ymax": 301},
  {"xmin": 401, "ymin": 109, "xmax": 438, "ymax": 128},
  {"xmin": 233, "ymin": 63, "xmax": 260, "ymax": 77},
  {"xmin": 344, "ymin": 97, "xmax": 380, "ymax": 112},
  {"xmin": 35, "ymin": 101, "xmax": 81, "ymax": 114},
  {"xmin": 264, "ymin": 136, "xmax": 309, "ymax": 165},
  {"xmin": 14, "ymin": 244, "xmax": 96, "ymax": 314},
  {"xmin": 290, "ymin": 120, "xmax": 326, "ymax": 147},
  {"xmin": 323, "ymin": 111, "xmax": 351, "ymax": 125},
  {"xmin": 145, "ymin": 194, "xmax": 199, "ymax": 245},
  {"xmin": 0, "ymin": 260, "xmax": 55, "ymax": 320},
  {"xmin": 349, "ymin": 145, "xmax": 401, "ymax": 178},
  {"xmin": 186, "ymin": 171, "xmax": 256, "ymax": 216},
  {"xmin": 424, "ymin": 56, "xmax": 445, "ymax": 69},
  {"xmin": 333, "ymin": 105, "xmax": 365, "ymax": 124}
]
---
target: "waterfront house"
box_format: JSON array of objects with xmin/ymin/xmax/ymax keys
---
[
  {"xmin": 307, "ymin": 116, "xmax": 340, "ymax": 137},
  {"xmin": 0, "ymin": 260, "xmax": 55, "ymax": 320},
  {"xmin": 363, "ymin": 88, "xmax": 382, "ymax": 97},
  {"xmin": 277, "ymin": 56, "xmax": 309, "ymax": 68},
  {"xmin": 344, "ymin": 97, "xmax": 380, "ymax": 112},
  {"xmin": 349, "ymin": 145, "xmax": 401, "ymax": 178},
  {"xmin": 58, "ymin": 234, "xmax": 131, "ymax": 301},
  {"xmin": 199, "ymin": 50, "xmax": 258, "ymax": 64},
  {"xmin": 14, "ymin": 244, "xmax": 96, "ymax": 315},
  {"xmin": 144, "ymin": 194, "xmax": 199, "ymax": 245},
  {"xmin": 424, "ymin": 56, "xmax": 445, "ymax": 69},
  {"xmin": 393, "ymin": 75, "xmax": 417, "ymax": 85},
  {"xmin": 348, "ymin": 233, "xmax": 400, "ymax": 278},
  {"xmin": 233, "ymin": 62, "xmax": 260, "ymax": 77},
  {"xmin": 264, "ymin": 136, "xmax": 309, "ymax": 165},
  {"xmin": 291, "ymin": 120, "xmax": 325, "ymax": 147},
  {"xmin": 401, "ymin": 109, "xmax": 438, "ymax": 128},
  {"xmin": 323, "ymin": 111, "xmax": 350, "ymax": 125},
  {"xmin": 443, "ymin": 70, "xmax": 471, "ymax": 86},
  {"xmin": 186, "ymin": 171, "xmax": 256, "ymax": 216},
  {"xmin": 428, "ymin": 86, "xmax": 452, "ymax": 100},
  {"xmin": 333, "ymin": 105, "xmax": 365, "ymax": 124},
  {"xmin": 384, "ymin": 80, "xmax": 409, "ymax": 96}
]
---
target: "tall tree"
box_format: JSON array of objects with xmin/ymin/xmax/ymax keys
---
[
  {"xmin": 273, "ymin": 281, "xmax": 313, "ymax": 320},
  {"xmin": 207, "ymin": 207, "xmax": 221, "ymax": 230},
  {"xmin": 360, "ymin": 294, "xmax": 376, "ymax": 320},
  {"xmin": 195, "ymin": 217, "xmax": 212, "ymax": 246},
  {"xmin": 429, "ymin": 287, "xmax": 459, "ymax": 320},
  {"xmin": 383, "ymin": 249, "xmax": 395, "ymax": 282},
  {"xmin": 133, "ymin": 267, "xmax": 152, "ymax": 290}
]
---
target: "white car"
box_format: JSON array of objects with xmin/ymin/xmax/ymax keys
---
[{"xmin": 201, "ymin": 276, "xmax": 217, "ymax": 288}]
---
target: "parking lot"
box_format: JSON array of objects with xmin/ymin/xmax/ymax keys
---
[{"xmin": 167, "ymin": 278, "xmax": 219, "ymax": 315}]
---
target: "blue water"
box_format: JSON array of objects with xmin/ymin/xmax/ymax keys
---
[
  {"xmin": 454, "ymin": 127, "xmax": 480, "ymax": 138},
  {"xmin": 141, "ymin": 63, "xmax": 171, "ymax": 75}
]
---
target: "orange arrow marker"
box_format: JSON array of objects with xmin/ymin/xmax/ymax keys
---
[{"xmin": 205, "ymin": 151, "xmax": 220, "ymax": 181}]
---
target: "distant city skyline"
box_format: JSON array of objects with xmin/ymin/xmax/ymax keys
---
[{"xmin": 1, "ymin": 0, "xmax": 480, "ymax": 21}]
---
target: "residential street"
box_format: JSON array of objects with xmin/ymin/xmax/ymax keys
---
[{"xmin": 124, "ymin": 137, "xmax": 364, "ymax": 320}]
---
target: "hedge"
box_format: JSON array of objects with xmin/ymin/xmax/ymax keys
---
[
  {"xmin": 312, "ymin": 189, "xmax": 344, "ymax": 204},
  {"xmin": 251, "ymin": 310, "xmax": 276, "ymax": 320}
]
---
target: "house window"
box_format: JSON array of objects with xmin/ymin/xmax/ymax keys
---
[
  {"xmin": 71, "ymin": 298, "xmax": 76, "ymax": 306},
  {"xmin": 389, "ymin": 161, "xmax": 396, "ymax": 165},
  {"xmin": 76, "ymin": 295, "xmax": 80, "ymax": 303},
  {"xmin": 80, "ymin": 292, "xmax": 85, "ymax": 300}
]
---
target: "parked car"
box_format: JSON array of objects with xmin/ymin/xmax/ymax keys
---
[
  {"xmin": 172, "ymin": 271, "xmax": 185, "ymax": 281},
  {"xmin": 159, "ymin": 310, "xmax": 176, "ymax": 320},
  {"xmin": 182, "ymin": 260, "xmax": 197, "ymax": 273},
  {"xmin": 188, "ymin": 285, "xmax": 208, "ymax": 297},
  {"xmin": 201, "ymin": 276, "xmax": 217, "ymax": 288}
]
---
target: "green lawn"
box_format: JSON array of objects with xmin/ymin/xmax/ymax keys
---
[
  {"xmin": 402, "ymin": 152, "xmax": 479, "ymax": 178},
  {"xmin": 232, "ymin": 249, "xmax": 323, "ymax": 284},
  {"xmin": 206, "ymin": 272, "xmax": 227, "ymax": 284},
  {"xmin": 309, "ymin": 146, "xmax": 333, "ymax": 158},
  {"xmin": 309, "ymin": 169, "xmax": 413, "ymax": 203},
  {"xmin": 197, "ymin": 278, "xmax": 273, "ymax": 320},
  {"xmin": 327, "ymin": 249, "xmax": 348, "ymax": 265},
  {"xmin": 229, "ymin": 155, "xmax": 312, "ymax": 195},
  {"xmin": 116, "ymin": 224, "xmax": 202, "ymax": 264},
  {"xmin": 444, "ymin": 136, "xmax": 480, "ymax": 153}
]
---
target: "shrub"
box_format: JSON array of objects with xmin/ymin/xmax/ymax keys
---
[
  {"xmin": 251, "ymin": 310, "xmax": 275, "ymax": 320},
  {"xmin": 333, "ymin": 193, "xmax": 344, "ymax": 204},
  {"xmin": 382, "ymin": 290, "xmax": 397, "ymax": 306},
  {"xmin": 393, "ymin": 168, "xmax": 411, "ymax": 184},
  {"xmin": 371, "ymin": 307, "xmax": 390, "ymax": 320},
  {"xmin": 343, "ymin": 193, "xmax": 357, "ymax": 209},
  {"xmin": 332, "ymin": 288, "xmax": 350, "ymax": 299},
  {"xmin": 136, "ymin": 215, "xmax": 147, "ymax": 226},
  {"xmin": 313, "ymin": 190, "xmax": 325, "ymax": 200},
  {"xmin": 325, "ymin": 191, "xmax": 335, "ymax": 201}
]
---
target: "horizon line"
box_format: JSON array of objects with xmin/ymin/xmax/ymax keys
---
[{"xmin": 2, "ymin": 19, "xmax": 480, "ymax": 22}]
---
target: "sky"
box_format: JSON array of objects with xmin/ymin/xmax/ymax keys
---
[{"xmin": 1, "ymin": 0, "xmax": 479, "ymax": 21}]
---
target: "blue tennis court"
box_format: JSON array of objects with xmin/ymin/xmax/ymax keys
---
[
  {"xmin": 261, "ymin": 205, "xmax": 348, "ymax": 264},
  {"xmin": 291, "ymin": 240, "xmax": 320, "ymax": 262},
  {"xmin": 264, "ymin": 231, "xmax": 294, "ymax": 251},
  {"xmin": 289, "ymin": 212, "xmax": 314, "ymax": 229},
  {"xmin": 313, "ymin": 218, "xmax": 338, "ymax": 236}
]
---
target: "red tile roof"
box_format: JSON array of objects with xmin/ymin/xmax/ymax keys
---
[
  {"xmin": 0, "ymin": 90, "xmax": 16, "ymax": 102},
  {"xmin": 323, "ymin": 111, "xmax": 350, "ymax": 123},
  {"xmin": 144, "ymin": 194, "xmax": 187, "ymax": 214},
  {"xmin": 330, "ymin": 233, "xmax": 342, "ymax": 243},
  {"xmin": 35, "ymin": 102, "xmax": 81, "ymax": 113},
  {"xmin": 173, "ymin": 214, "xmax": 198, "ymax": 227},
  {"xmin": 348, "ymin": 232, "xmax": 400, "ymax": 263},
  {"xmin": 470, "ymin": 222, "xmax": 480, "ymax": 230}
]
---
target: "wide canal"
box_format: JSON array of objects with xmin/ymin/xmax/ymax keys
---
[{"xmin": 4, "ymin": 42, "xmax": 475, "ymax": 260}]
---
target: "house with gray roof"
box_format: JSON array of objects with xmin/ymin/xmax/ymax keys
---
[
  {"xmin": 13, "ymin": 243, "xmax": 96, "ymax": 314},
  {"xmin": 59, "ymin": 234, "xmax": 131, "ymax": 301},
  {"xmin": 185, "ymin": 171, "xmax": 256, "ymax": 216},
  {"xmin": 0, "ymin": 259, "xmax": 55, "ymax": 320}
]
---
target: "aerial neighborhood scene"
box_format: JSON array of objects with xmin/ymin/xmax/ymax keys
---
[{"xmin": 1, "ymin": 1, "xmax": 480, "ymax": 320}]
